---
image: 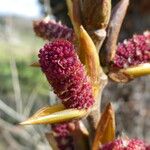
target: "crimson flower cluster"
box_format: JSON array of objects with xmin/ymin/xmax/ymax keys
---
[
  {"xmin": 113, "ymin": 31, "xmax": 150, "ymax": 69},
  {"xmin": 101, "ymin": 139, "xmax": 146, "ymax": 150},
  {"xmin": 33, "ymin": 19, "xmax": 75, "ymax": 42},
  {"xmin": 38, "ymin": 39, "xmax": 94, "ymax": 109}
]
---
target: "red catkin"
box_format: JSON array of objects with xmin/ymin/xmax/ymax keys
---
[
  {"xmin": 38, "ymin": 39, "xmax": 94, "ymax": 109},
  {"xmin": 113, "ymin": 31, "xmax": 150, "ymax": 69},
  {"xmin": 52, "ymin": 123, "xmax": 74, "ymax": 150},
  {"xmin": 33, "ymin": 18, "xmax": 75, "ymax": 42},
  {"xmin": 101, "ymin": 138, "xmax": 146, "ymax": 150}
]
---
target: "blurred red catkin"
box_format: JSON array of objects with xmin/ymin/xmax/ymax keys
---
[
  {"xmin": 113, "ymin": 31, "xmax": 150, "ymax": 69},
  {"xmin": 38, "ymin": 39, "xmax": 94, "ymax": 109},
  {"xmin": 52, "ymin": 123, "xmax": 75, "ymax": 150},
  {"xmin": 33, "ymin": 19, "xmax": 75, "ymax": 42},
  {"xmin": 101, "ymin": 138, "xmax": 146, "ymax": 150}
]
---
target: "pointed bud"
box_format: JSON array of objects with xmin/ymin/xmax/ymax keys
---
[
  {"xmin": 92, "ymin": 103, "xmax": 115, "ymax": 150},
  {"xmin": 30, "ymin": 104, "xmax": 65, "ymax": 118},
  {"xmin": 20, "ymin": 106, "xmax": 87, "ymax": 125},
  {"xmin": 79, "ymin": 26, "xmax": 105, "ymax": 97},
  {"xmin": 120, "ymin": 63, "xmax": 150, "ymax": 78},
  {"xmin": 30, "ymin": 62, "xmax": 40, "ymax": 67}
]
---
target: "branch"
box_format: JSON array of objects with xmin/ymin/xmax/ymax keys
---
[
  {"xmin": 87, "ymin": 74, "xmax": 108, "ymax": 141},
  {"xmin": 102, "ymin": 0, "xmax": 129, "ymax": 64}
]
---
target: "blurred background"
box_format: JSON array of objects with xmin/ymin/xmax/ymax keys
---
[{"xmin": 0, "ymin": 0, "xmax": 149, "ymax": 149}]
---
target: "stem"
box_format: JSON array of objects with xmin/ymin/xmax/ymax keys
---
[
  {"xmin": 87, "ymin": 102, "xmax": 100, "ymax": 140},
  {"xmin": 87, "ymin": 74, "xmax": 108, "ymax": 141},
  {"xmin": 90, "ymin": 29, "xmax": 106, "ymax": 53},
  {"xmin": 88, "ymin": 91, "xmax": 101, "ymax": 128}
]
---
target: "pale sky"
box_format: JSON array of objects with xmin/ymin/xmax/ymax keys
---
[{"xmin": 0, "ymin": 0, "xmax": 41, "ymax": 18}]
